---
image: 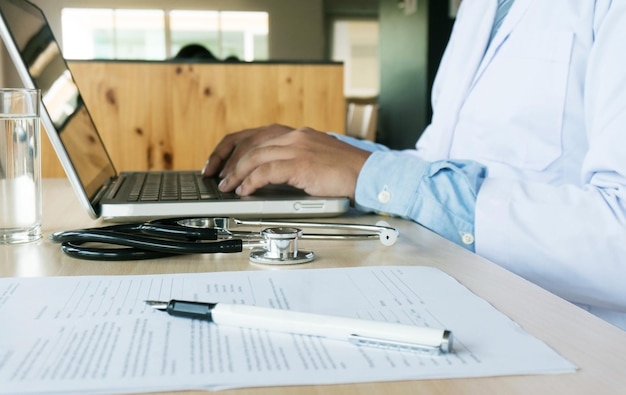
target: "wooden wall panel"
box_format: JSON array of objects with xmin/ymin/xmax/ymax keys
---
[{"xmin": 41, "ymin": 61, "xmax": 344, "ymax": 178}]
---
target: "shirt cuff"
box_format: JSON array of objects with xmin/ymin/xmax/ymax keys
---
[{"xmin": 355, "ymin": 150, "xmax": 428, "ymax": 216}]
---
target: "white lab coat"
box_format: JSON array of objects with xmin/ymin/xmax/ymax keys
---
[{"xmin": 416, "ymin": 0, "xmax": 626, "ymax": 328}]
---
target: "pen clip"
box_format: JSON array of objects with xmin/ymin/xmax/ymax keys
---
[{"xmin": 348, "ymin": 334, "xmax": 448, "ymax": 355}]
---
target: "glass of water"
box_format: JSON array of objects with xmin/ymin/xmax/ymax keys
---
[{"xmin": 0, "ymin": 88, "xmax": 41, "ymax": 244}]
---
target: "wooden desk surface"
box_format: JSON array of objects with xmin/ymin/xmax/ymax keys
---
[{"xmin": 1, "ymin": 179, "xmax": 625, "ymax": 395}]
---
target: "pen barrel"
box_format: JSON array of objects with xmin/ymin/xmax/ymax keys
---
[{"xmin": 212, "ymin": 304, "xmax": 451, "ymax": 353}]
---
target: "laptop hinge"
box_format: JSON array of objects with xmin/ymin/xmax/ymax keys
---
[{"xmin": 91, "ymin": 177, "xmax": 116, "ymax": 208}]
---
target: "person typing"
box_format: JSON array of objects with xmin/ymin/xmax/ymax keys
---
[{"xmin": 202, "ymin": 0, "xmax": 626, "ymax": 331}]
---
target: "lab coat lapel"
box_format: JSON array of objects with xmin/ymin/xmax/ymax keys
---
[
  {"xmin": 427, "ymin": 0, "xmax": 495, "ymax": 158},
  {"xmin": 472, "ymin": 0, "xmax": 537, "ymax": 86}
]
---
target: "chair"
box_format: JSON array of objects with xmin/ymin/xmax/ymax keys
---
[{"xmin": 345, "ymin": 100, "xmax": 378, "ymax": 141}]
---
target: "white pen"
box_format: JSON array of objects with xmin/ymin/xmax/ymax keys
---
[{"xmin": 145, "ymin": 299, "xmax": 453, "ymax": 354}]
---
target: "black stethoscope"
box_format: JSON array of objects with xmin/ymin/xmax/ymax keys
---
[{"xmin": 50, "ymin": 217, "xmax": 399, "ymax": 264}]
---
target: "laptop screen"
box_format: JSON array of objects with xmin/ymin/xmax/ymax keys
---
[{"xmin": 0, "ymin": 0, "xmax": 116, "ymax": 200}]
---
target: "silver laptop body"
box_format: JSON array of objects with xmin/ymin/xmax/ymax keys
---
[{"xmin": 0, "ymin": 0, "xmax": 349, "ymax": 220}]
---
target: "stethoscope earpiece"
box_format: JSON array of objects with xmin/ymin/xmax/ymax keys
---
[{"xmin": 376, "ymin": 221, "xmax": 398, "ymax": 246}]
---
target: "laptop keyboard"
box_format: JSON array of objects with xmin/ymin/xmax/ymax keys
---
[{"xmin": 126, "ymin": 172, "xmax": 238, "ymax": 202}]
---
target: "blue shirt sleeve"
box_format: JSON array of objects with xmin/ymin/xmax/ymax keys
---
[
  {"xmin": 329, "ymin": 133, "xmax": 390, "ymax": 153},
  {"xmin": 354, "ymin": 150, "xmax": 487, "ymax": 251}
]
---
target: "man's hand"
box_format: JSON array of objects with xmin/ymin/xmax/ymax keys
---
[{"xmin": 201, "ymin": 124, "xmax": 371, "ymax": 200}]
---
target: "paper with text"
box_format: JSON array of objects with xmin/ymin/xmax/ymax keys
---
[{"xmin": 0, "ymin": 266, "xmax": 575, "ymax": 394}]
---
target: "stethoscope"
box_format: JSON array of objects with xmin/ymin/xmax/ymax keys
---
[{"xmin": 49, "ymin": 217, "xmax": 399, "ymax": 264}]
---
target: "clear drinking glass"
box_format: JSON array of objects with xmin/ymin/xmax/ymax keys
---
[{"xmin": 0, "ymin": 88, "xmax": 41, "ymax": 244}]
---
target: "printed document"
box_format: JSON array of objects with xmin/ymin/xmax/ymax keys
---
[{"xmin": 0, "ymin": 266, "xmax": 576, "ymax": 394}]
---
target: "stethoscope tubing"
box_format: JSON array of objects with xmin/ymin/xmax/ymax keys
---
[{"xmin": 50, "ymin": 225, "xmax": 243, "ymax": 261}]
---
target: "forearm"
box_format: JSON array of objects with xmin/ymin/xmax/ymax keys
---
[{"xmin": 476, "ymin": 179, "xmax": 626, "ymax": 312}]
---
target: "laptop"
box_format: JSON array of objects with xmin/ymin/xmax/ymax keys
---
[{"xmin": 0, "ymin": 0, "xmax": 349, "ymax": 221}]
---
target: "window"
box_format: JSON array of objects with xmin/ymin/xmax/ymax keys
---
[
  {"xmin": 61, "ymin": 8, "xmax": 268, "ymax": 61},
  {"xmin": 331, "ymin": 20, "xmax": 379, "ymax": 98},
  {"xmin": 169, "ymin": 10, "xmax": 219, "ymax": 60},
  {"xmin": 169, "ymin": 11, "xmax": 268, "ymax": 61}
]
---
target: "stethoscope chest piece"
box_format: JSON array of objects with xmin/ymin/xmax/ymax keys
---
[{"xmin": 249, "ymin": 227, "xmax": 315, "ymax": 265}]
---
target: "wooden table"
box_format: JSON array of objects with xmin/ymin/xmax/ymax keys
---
[{"xmin": 1, "ymin": 178, "xmax": 625, "ymax": 394}]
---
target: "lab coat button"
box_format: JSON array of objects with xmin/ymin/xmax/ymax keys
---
[
  {"xmin": 378, "ymin": 190, "xmax": 391, "ymax": 204},
  {"xmin": 461, "ymin": 232, "xmax": 474, "ymax": 245}
]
